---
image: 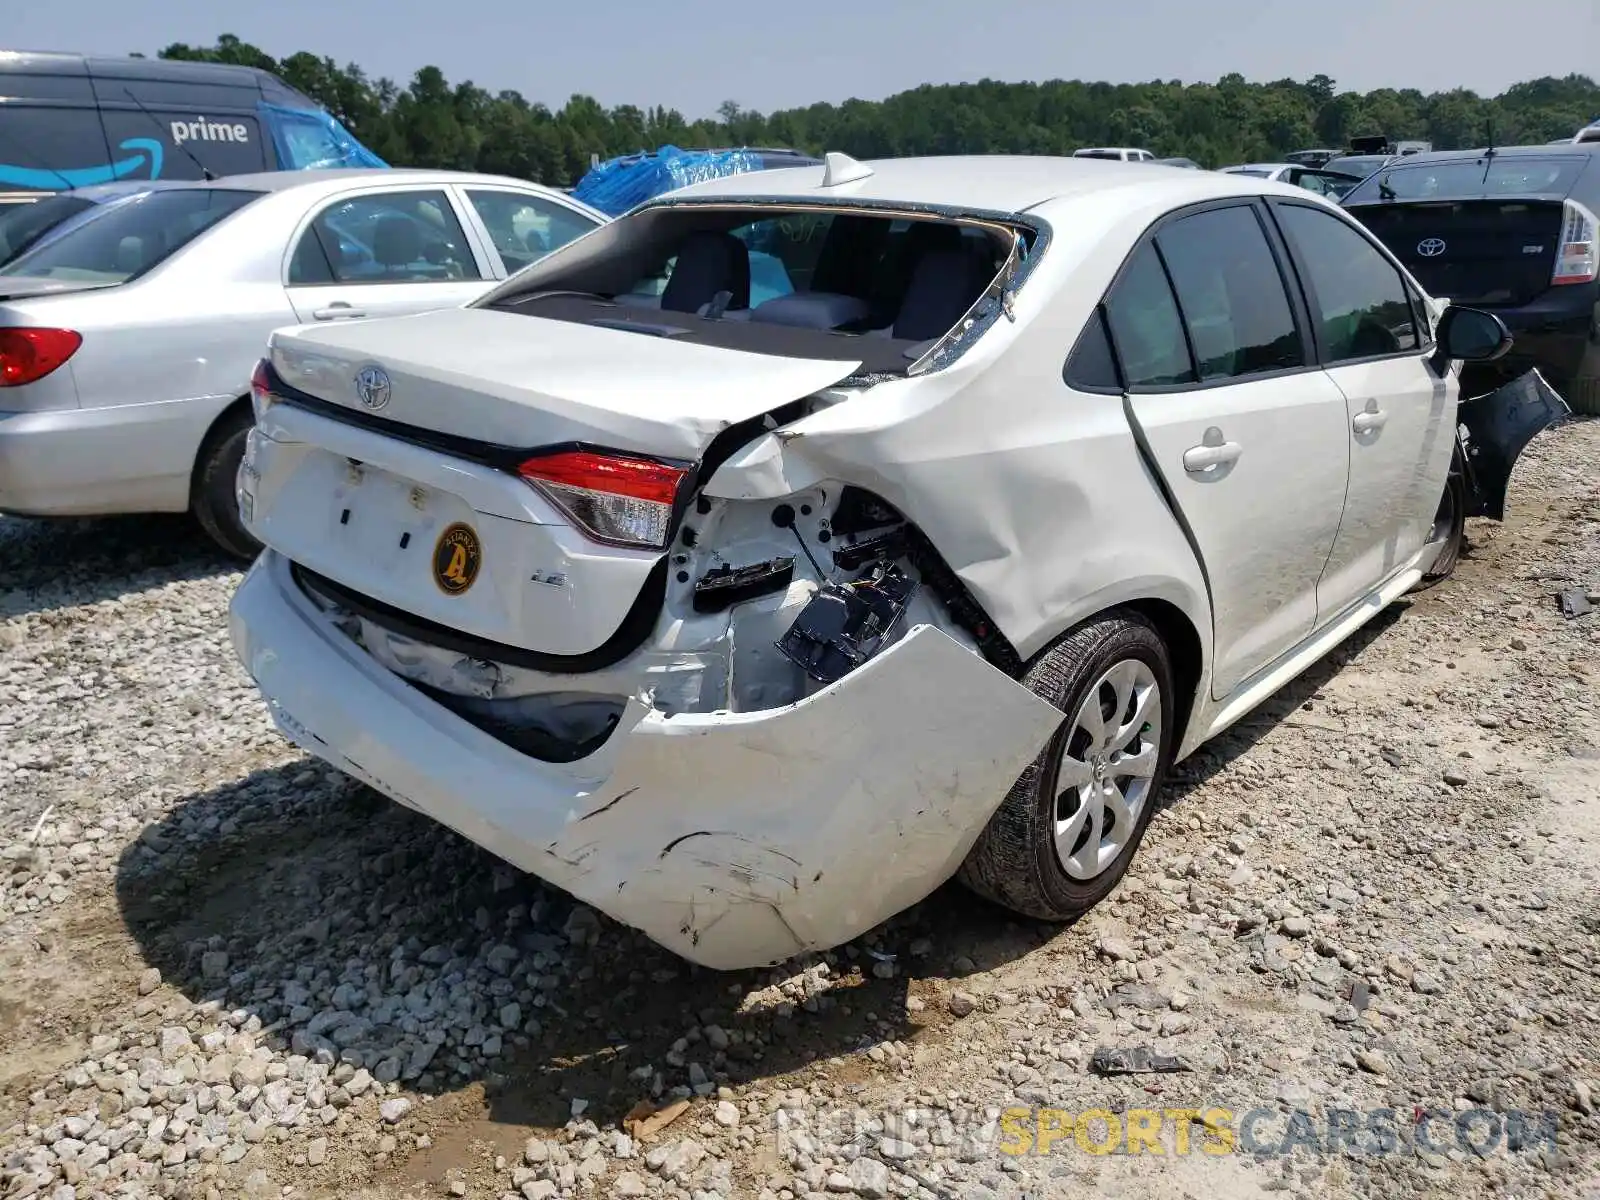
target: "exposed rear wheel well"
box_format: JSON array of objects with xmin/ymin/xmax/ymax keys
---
[{"xmin": 1120, "ymin": 598, "xmax": 1202, "ymax": 750}]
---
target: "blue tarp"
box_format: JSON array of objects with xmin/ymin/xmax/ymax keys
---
[
  {"xmin": 261, "ymin": 102, "xmax": 388, "ymax": 171},
  {"xmin": 571, "ymin": 145, "xmax": 766, "ymax": 216}
]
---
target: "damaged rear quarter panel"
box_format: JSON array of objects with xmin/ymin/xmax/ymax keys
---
[
  {"xmin": 705, "ymin": 190, "xmax": 1212, "ymax": 674},
  {"xmin": 562, "ymin": 625, "xmax": 1063, "ymax": 968}
]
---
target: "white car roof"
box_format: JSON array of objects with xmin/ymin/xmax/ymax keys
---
[
  {"xmin": 159, "ymin": 168, "xmax": 607, "ymax": 220},
  {"xmin": 650, "ymin": 154, "xmax": 1284, "ymax": 216}
]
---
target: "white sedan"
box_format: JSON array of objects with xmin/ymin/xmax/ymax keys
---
[
  {"xmin": 0, "ymin": 169, "xmax": 604, "ymax": 554},
  {"xmin": 228, "ymin": 153, "xmax": 1566, "ymax": 968},
  {"xmin": 1219, "ymin": 161, "xmax": 1362, "ymax": 198}
]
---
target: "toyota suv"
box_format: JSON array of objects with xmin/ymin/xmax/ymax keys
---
[{"xmin": 1342, "ymin": 144, "xmax": 1600, "ymax": 412}]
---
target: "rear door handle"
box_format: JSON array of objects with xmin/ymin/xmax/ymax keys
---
[
  {"xmin": 1182, "ymin": 438, "xmax": 1243, "ymax": 473},
  {"xmin": 1351, "ymin": 406, "xmax": 1388, "ymax": 433},
  {"xmin": 312, "ymin": 303, "xmax": 367, "ymax": 321}
]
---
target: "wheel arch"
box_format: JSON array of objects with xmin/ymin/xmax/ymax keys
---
[
  {"xmin": 1119, "ymin": 596, "xmax": 1204, "ymax": 760},
  {"xmin": 188, "ymin": 393, "xmax": 252, "ymax": 500},
  {"xmin": 1021, "ymin": 584, "xmax": 1211, "ymax": 761}
]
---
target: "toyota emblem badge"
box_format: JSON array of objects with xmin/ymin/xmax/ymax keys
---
[
  {"xmin": 1417, "ymin": 237, "xmax": 1447, "ymax": 257},
  {"xmin": 355, "ymin": 366, "xmax": 392, "ymax": 410}
]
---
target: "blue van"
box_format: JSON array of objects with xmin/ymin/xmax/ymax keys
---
[{"xmin": 0, "ymin": 52, "xmax": 386, "ymax": 201}]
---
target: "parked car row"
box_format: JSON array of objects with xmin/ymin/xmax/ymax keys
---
[
  {"xmin": 224, "ymin": 152, "xmax": 1564, "ymax": 968},
  {"xmin": 0, "ymin": 141, "xmax": 1581, "ymax": 971},
  {"xmin": 0, "ymin": 51, "xmax": 386, "ymax": 209},
  {"xmin": 0, "ymin": 170, "xmax": 605, "ymax": 551}
]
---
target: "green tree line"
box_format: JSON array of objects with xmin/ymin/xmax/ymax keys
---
[{"xmin": 158, "ymin": 34, "xmax": 1599, "ymax": 185}]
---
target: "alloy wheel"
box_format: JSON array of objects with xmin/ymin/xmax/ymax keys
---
[{"xmin": 1053, "ymin": 658, "xmax": 1163, "ymax": 880}]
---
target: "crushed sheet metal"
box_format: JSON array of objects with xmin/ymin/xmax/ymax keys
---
[
  {"xmin": 231, "ymin": 557, "xmax": 1065, "ymax": 970},
  {"xmin": 554, "ymin": 624, "xmax": 1065, "ymax": 968}
]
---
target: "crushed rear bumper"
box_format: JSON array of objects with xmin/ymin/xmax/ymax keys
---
[{"xmin": 229, "ymin": 551, "xmax": 1062, "ymax": 969}]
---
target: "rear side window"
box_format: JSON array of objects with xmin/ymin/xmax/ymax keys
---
[
  {"xmin": 290, "ymin": 190, "xmax": 481, "ymax": 285},
  {"xmin": 100, "ymin": 110, "xmax": 268, "ymax": 180},
  {"xmin": 0, "ymin": 187, "xmax": 258, "ymax": 282},
  {"xmin": 1155, "ymin": 205, "xmax": 1304, "ymax": 381},
  {"xmin": 1272, "ymin": 203, "xmax": 1419, "ymax": 362},
  {"xmin": 1104, "ymin": 243, "xmax": 1195, "ymax": 387},
  {"xmin": 464, "ymin": 190, "xmax": 598, "ymax": 274},
  {"xmin": 1343, "ymin": 157, "xmax": 1584, "ymax": 205},
  {"xmin": 1063, "ymin": 308, "xmax": 1121, "ymax": 391}
]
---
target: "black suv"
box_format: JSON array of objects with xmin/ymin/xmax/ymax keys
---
[{"xmin": 1341, "ymin": 144, "xmax": 1600, "ymax": 413}]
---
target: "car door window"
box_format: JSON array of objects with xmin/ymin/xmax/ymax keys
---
[
  {"xmin": 1272, "ymin": 203, "xmax": 1420, "ymax": 363},
  {"xmin": 1103, "ymin": 242, "xmax": 1195, "ymax": 387},
  {"xmin": 1156, "ymin": 205, "xmax": 1304, "ymax": 381},
  {"xmin": 288, "ymin": 189, "xmax": 480, "ymax": 286},
  {"xmin": 463, "ymin": 190, "xmax": 597, "ymax": 274}
]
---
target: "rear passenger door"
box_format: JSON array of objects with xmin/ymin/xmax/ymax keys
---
[
  {"xmin": 1110, "ymin": 202, "xmax": 1353, "ymax": 698},
  {"xmin": 1268, "ymin": 200, "xmax": 1450, "ymax": 622},
  {"xmin": 283, "ymin": 187, "xmax": 493, "ymax": 324}
]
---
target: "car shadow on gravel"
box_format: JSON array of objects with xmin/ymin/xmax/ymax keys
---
[
  {"xmin": 0, "ymin": 513, "xmax": 238, "ymax": 617},
  {"xmin": 112, "ymin": 603, "xmax": 1409, "ymax": 1138},
  {"xmin": 113, "ymin": 758, "xmax": 949, "ymax": 1136}
]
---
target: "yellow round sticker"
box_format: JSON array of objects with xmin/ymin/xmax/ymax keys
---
[{"xmin": 432, "ymin": 522, "xmax": 482, "ymax": 596}]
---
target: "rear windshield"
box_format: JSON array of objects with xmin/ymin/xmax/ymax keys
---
[
  {"xmin": 1344, "ymin": 157, "xmax": 1585, "ymax": 205},
  {"xmin": 0, "ymin": 194, "xmax": 95, "ymax": 264},
  {"xmin": 487, "ymin": 205, "xmax": 1020, "ymax": 377},
  {"xmin": 0, "ymin": 187, "xmax": 259, "ymax": 283}
]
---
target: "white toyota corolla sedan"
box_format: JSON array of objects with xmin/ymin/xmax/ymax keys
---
[
  {"xmin": 229, "ymin": 153, "xmax": 1567, "ymax": 969},
  {"xmin": 0, "ymin": 169, "xmax": 604, "ymax": 554}
]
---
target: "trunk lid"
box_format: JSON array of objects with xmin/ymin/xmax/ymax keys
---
[
  {"xmin": 268, "ymin": 307, "xmax": 863, "ymax": 461},
  {"xmin": 250, "ymin": 308, "xmax": 862, "ymax": 663},
  {"xmin": 1349, "ymin": 200, "xmax": 1564, "ymax": 306}
]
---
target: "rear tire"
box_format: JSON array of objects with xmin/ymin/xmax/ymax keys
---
[
  {"xmin": 1564, "ymin": 375, "xmax": 1600, "ymax": 417},
  {"xmin": 957, "ymin": 610, "xmax": 1175, "ymax": 922},
  {"xmin": 1414, "ymin": 448, "xmax": 1467, "ymax": 591},
  {"xmin": 192, "ymin": 406, "xmax": 260, "ymax": 562}
]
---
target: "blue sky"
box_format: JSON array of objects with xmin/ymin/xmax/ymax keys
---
[{"xmin": 10, "ymin": 0, "xmax": 1598, "ymax": 119}]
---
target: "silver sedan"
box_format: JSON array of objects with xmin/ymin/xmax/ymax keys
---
[{"xmin": 0, "ymin": 169, "xmax": 605, "ymax": 555}]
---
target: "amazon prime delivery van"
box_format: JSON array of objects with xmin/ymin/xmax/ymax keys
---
[{"xmin": 0, "ymin": 51, "xmax": 386, "ymax": 204}]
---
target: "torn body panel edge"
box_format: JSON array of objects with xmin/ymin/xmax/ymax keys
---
[
  {"xmin": 231, "ymin": 553, "xmax": 1065, "ymax": 969},
  {"xmin": 1457, "ymin": 368, "xmax": 1571, "ymax": 521}
]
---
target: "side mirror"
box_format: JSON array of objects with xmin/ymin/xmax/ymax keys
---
[{"xmin": 1431, "ymin": 304, "xmax": 1512, "ymax": 372}]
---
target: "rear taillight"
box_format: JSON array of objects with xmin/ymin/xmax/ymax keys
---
[
  {"xmin": 0, "ymin": 328, "xmax": 81, "ymax": 387},
  {"xmin": 250, "ymin": 358, "xmax": 278, "ymax": 418},
  {"xmin": 1552, "ymin": 199, "xmax": 1598, "ymax": 286},
  {"xmin": 517, "ymin": 450, "xmax": 688, "ymax": 549}
]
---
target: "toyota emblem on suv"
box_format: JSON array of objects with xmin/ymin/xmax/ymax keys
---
[
  {"xmin": 1417, "ymin": 238, "xmax": 1447, "ymax": 257},
  {"xmin": 355, "ymin": 366, "xmax": 392, "ymax": 410}
]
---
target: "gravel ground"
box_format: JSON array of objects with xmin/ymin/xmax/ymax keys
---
[{"xmin": 2, "ymin": 419, "xmax": 1598, "ymax": 1200}]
